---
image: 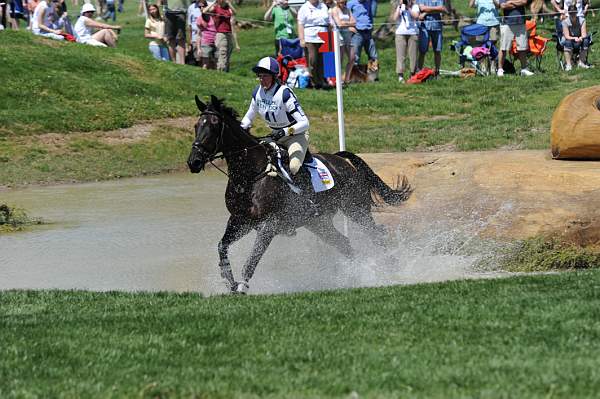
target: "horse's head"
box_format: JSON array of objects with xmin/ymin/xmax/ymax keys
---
[{"xmin": 187, "ymin": 95, "xmax": 230, "ymax": 173}]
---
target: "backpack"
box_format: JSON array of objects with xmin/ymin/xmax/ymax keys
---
[{"xmin": 407, "ymin": 67, "xmax": 436, "ymax": 84}]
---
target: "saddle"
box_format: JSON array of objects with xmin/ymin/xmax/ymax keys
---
[{"xmin": 262, "ymin": 141, "xmax": 314, "ymax": 195}]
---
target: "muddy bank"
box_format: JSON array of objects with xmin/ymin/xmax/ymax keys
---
[{"xmin": 362, "ymin": 150, "xmax": 600, "ymax": 246}]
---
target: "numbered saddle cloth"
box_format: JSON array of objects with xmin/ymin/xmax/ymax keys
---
[{"xmin": 305, "ymin": 157, "xmax": 334, "ymax": 192}]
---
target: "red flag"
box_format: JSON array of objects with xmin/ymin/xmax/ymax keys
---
[{"xmin": 318, "ymin": 31, "xmax": 334, "ymax": 53}]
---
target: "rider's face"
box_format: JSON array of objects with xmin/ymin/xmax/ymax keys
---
[{"xmin": 257, "ymin": 73, "xmax": 274, "ymax": 89}]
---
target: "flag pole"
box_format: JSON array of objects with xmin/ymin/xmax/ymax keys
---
[{"xmin": 332, "ymin": 24, "xmax": 346, "ymax": 152}]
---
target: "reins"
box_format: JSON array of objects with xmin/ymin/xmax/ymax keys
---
[{"xmin": 195, "ymin": 110, "xmax": 270, "ymax": 183}]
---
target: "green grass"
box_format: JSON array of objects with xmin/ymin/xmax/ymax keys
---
[
  {"xmin": 1, "ymin": 1, "xmax": 600, "ymax": 185},
  {"xmin": 2, "ymin": 271, "xmax": 600, "ymax": 398},
  {"xmin": 0, "ymin": 204, "xmax": 43, "ymax": 232},
  {"xmin": 500, "ymin": 236, "xmax": 600, "ymax": 272}
]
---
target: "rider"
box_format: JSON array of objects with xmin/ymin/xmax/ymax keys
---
[{"xmin": 240, "ymin": 56, "xmax": 311, "ymax": 186}]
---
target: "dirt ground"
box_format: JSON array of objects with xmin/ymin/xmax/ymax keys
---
[{"xmin": 361, "ymin": 150, "xmax": 600, "ymax": 246}]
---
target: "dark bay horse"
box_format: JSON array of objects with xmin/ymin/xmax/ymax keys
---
[{"xmin": 187, "ymin": 95, "xmax": 412, "ymax": 294}]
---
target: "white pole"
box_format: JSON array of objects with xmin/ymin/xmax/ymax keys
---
[
  {"xmin": 331, "ymin": 25, "xmax": 349, "ymax": 235},
  {"xmin": 332, "ymin": 25, "xmax": 346, "ymax": 152}
]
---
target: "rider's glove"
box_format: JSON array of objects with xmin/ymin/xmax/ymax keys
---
[{"xmin": 270, "ymin": 128, "xmax": 286, "ymax": 141}]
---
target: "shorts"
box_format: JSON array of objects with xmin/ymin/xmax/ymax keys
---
[
  {"xmin": 418, "ymin": 28, "xmax": 443, "ymax": 53},
  {"xmin": 201, "ymin": 44, "xmax": 216, "ymax": 58},
  {"xmin": 165, "ymin": 11, "xmax": 186, "ymax": 43},
  {"xmin": 500, "ymin": 23, "xmax": 527, "ymax": 51}
]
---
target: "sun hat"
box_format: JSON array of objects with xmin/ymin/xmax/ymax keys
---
[{"xmin": 81, "ymin": 3, "xmax": 96, "ymax": 13}]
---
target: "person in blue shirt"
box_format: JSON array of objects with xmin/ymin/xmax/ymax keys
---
[
  {"xmin": 416, "ymin": 0, "xmax": 447, "ymax": 75},
  {"xmin": 347, "ymin": 0, "xmax": 378, "ymax": 66}
]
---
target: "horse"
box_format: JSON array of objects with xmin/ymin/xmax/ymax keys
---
[{"xmin": 187, "ymin": 95, "xmax": 412, "ymax": 294}]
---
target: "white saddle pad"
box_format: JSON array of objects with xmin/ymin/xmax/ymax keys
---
[{"xmin": 305, "ymin": 157, "xmax": 335, "ymax": 193}]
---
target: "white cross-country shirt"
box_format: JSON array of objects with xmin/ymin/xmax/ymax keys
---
[{"xmin": 240, "ymin": 83, "xmax": 309, "ymax": 135}]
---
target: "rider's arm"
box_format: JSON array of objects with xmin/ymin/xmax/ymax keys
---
[
  {"xmin": 282, "ymin": 88, "xmax": 309, "ymax": 135},
  {"xmin": 240, "ymin": 93, "xmax": 258, "ymax": 130}
]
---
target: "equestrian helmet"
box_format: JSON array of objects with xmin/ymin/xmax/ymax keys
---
[{"xmin": 252, "ymin": 57, "xmax": 280, "ymax": 76}]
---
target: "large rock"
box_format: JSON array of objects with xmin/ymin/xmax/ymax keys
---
[
  {"xmin": 361, "ymin": 151, "xmax": 600, "ymax": 246},
  {"xmin": 551, "ymin": 85, "xmax": 600, "ymax": 159}
]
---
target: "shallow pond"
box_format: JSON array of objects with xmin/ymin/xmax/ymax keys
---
[{"xmin": 1, "ymin": 172, "xmax": 502, "ymax": 295}]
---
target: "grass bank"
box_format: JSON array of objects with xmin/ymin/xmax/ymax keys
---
[
  {"xmin": 2, "ymin": 271, "xmax": 600, "ymax": 398},
  {"xmin": 1, "ymin": 2, "xmax": 600, "ymax": 185}
]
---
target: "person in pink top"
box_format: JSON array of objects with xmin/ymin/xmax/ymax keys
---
[
  {"xmin": 203, "ymin": 0, "xmax": 239, "ymax": 71},
  {"xmin": 196, "ymin": 0, "xmax": 217, "ymax": 69}
]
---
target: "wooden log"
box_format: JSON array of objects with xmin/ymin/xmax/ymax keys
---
[{"xmin": 551, "ymin": 85, "xmax": 600, "ymax": 160}]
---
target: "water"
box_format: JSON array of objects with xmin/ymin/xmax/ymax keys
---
[{"xmin": 0, "ymin": 172, "xmax": 506, "ymax": 295}]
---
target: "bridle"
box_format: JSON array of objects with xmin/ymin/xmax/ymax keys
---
[{"xmin": 192, "ymin": 110, "xmax": 267, "ymax": 179}]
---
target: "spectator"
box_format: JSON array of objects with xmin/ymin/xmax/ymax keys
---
[
  {"xmin": 204, "ymin": 0, "xmax": 239, "ymax": 72},
  {"xmin": 26, "ymin": 0, "xmax": 41, "ymax": 28},
  {"xmin": 330, "ymin": 0, "xmax": 356, "ymax": 83},
  {"xmin": 496, "ymin": 0, "xmax": 533, "ymax": 76},
  {"xmin": 9, "ymin": 0, "xmax": 27, "ymax": 28},
  {"xmin": 145, "ymin": 3, "xmax": 170, "ymax": 60},
  {"xmin": 416, "ymin": 0, "xmax": 446, "ymax": 76},
  {"xmin": 163, "ymin": 0, "xmax": 189, "ymax": 64},
  {"xmin": 264, "ymin": 0, "xmax": 297, "ymax": 56},
  {"xmin": 74, "ymin": 3, "xmax": 120, "ymax": 47},
  {"xmin": 197, "ymin": 0, "xmax": 216, "ymax": 68},
  {"xmin": 561, "ymin": 5, "xmax": 590, "ymax": 70},
  {"xmin": 187, "ymin": 0, "xmax": 202, "ymax": 64},
  {"xmin": 469, "ymin": 0, "xmax": 500, "ymax": 71},
  {"xmin": 297, "ymin": 0, "xmax": 330, "ymax": 89},
  {"xmin": 47, "ymin": 0, "xmax": 73, "ymax": 35},
  {"xmin": 347, "ymin": 0, "xmax": 378, "ymax": 68},
  {"xmin": 393, "ymin": 0, "xmax": 419, "ymax": 82},
  {"xmin": 31, "ymin": 0, "xmax": 64, "ymax": 39},
  {"xmin": 102, "ymin": 0, "xmax": 116, "ymax": 21}
]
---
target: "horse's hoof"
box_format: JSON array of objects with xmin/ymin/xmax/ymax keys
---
[{"xmin": 232, "ymin": 282, "xmax": 249, "ymax": 295}]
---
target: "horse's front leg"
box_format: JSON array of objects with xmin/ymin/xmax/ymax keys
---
[
  {"xmin": 218, "ymin": 215, "xmax": 252, "ymax": 292},
  {"xmin": 237, "ymin": 221, "xmax": 278, "ymax": 294}
]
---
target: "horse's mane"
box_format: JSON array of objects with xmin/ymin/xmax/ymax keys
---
[
  {"xmin": 208, "ymin": 96, "xmax": 259, "ymax": 142},
  {"xmin": 208, "ymin": 97, "xmax": 240, "ymax": 122}
]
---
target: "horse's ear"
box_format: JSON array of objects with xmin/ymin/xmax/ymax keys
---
[
  {"xmin": 210, "ymin": 95, "xmax": 219, "ymax": 108},
  {"xmin": 195, "ymin": 95, "xmax": 207, "ymax": 112}
]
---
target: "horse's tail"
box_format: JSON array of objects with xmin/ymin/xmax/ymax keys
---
[{"xmin": 335, "ymin": 151, "xmax": 412, "ymax": 205}]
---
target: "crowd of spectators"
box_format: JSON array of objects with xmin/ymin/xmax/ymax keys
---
[{"xmin": 0, "ymin": 0, "xmax": 594, "ymax": 80}]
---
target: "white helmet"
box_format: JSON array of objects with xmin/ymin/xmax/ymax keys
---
[
  {"xmin": 252, "ymin": 56, "xmax": 280, "ymax": 76},
  {"xmin": 81, "ymin": 3, "xmax": 96, "ymax": 13}
]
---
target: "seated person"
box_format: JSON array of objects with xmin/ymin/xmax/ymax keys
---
[
  {"xmin": 561, "ymin": 5, "xmax": 591, "ymax": 70},
  {"xmin": 31, "ymin": 0, "xmax": 64, "ymax": 40},
  {"xmin": 74, "ymin": 3, "xmax": 120, "ymax": 47}
]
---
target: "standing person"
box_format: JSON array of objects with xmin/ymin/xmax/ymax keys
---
[
  {"xmin": 187, "ymin": 0, "xmax": 202, "ymax": 64},
  {"xmin": 416, "ymin": 0, "xmax": 446, "ymax": 76},
  {"xmin": 469, "ymin": 0, "xmax": 500, "ymax": 70},
  {"xmin": 163, "ymin": 0, "xmax": 189, "ymax": 64},
  {"xmin": 330, "ymin": 0, "xmax": 356, "ymax": 83},
  {"xmin": 241, "ymin": 57, "xmax": 313, "ymax": 195},
  {"xmin": 102, "ymin": 0, "xmax": 116, "ymax": 21},
  {"xmin": 496, "ymin": 0, "xmax": 533, "ymax": 76},
  {"xmin": 31, "ymin": 0, "xmax": 64, "ymax": 39},
  {"xmin": 197, "ymin": 0, "xmax": 217, "ymax": 68},
  {"xmin": 145, "ymin": 3, "xmax": 170, "ymax": 60},
  {"xmin": 74, "ymin": 3, "xmax": 120, "ymax": 46},
  {"xmin": 203, "ymin": 0, "xmax": 239, "ymax": 72},
  {"xmin": 264, "ymin": 0, "xmax": 297, "ymax": 56},
  {"xmin": 561, "ymin": 5, "xmax": 590, "ymax": 70},
  {"xmin": 347, "ymin": 0, "xmax": 378, "ymax": 67},
  {"xmin": 393, "ymin": 0, "xmax": 419, "ymax": 82},
  {"xmin": 297, "ymin": 0, "xmax": 330, "ymax": 89}
]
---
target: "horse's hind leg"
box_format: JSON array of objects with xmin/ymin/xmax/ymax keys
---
[
  {"xmin": 344, "ymin": 206, "xmax": 390, "ymax": 248},
  {"xmin": 305, "ymin": 217, "xmax": 354, "ymax": 258},
  {"xmin": 219, "ymin": 215, "xmax": 252, "ymax": 291}
]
